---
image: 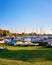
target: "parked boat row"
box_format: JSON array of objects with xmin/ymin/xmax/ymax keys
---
[{"xmin": 0, "ymin": 36, "xmax": 52, "ymax": 47}]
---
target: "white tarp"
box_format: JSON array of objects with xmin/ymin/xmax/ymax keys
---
[{"xmin": 0, "ymin": 40, "xmax": 5, "ymax": 43}]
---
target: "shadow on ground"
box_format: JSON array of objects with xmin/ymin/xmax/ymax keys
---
[{"xmin": 0, "ymin": 49, "xmax": 52, "ymax": 62}]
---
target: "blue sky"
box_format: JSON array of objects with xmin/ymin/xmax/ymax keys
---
[{"xmin": 0, "ymin": 0, "xmax": 52, "ymax": 33}]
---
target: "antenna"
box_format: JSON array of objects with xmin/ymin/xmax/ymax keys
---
[
  {"xmin": 32, "ymin": 27, "xmax": 34, "ymax": 33},
  {"xmin": 23, "ymin": 26, "xmax": 26, "ymax": 34},
  {"xmin": 40, "ymin": 27, "xmax": 41, "ymax": 34},
  {"xmin": 36, "ymin": 28, "xmax": 38, "ymax": 34},
  {"xmin": 40, "ymin": 27, "xmax": 43, "ymax": 34},
  {"xmin": 51, "ymin": 28, "xmax": 52, "ymax": 34}
]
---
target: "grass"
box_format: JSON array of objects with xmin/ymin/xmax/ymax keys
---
[{"xmin": 0, "ymin": 44, "xmax": 52, "ymax": 65}]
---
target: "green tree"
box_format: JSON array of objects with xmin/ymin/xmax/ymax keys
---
[
  {"xmin": 0, "ymin": 29, "xmax": 3, "ymax": 36},
  {"xmin": 3, "ymin": 30, "xmax": 7, "ymax": 36}
]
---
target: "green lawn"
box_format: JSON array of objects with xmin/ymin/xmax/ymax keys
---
[{"xmin": 0, "ymin": 44, "xmax": 52, "ymax": 65}]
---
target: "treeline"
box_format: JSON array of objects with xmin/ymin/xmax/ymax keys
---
[
  {"xmin": 11, "ymin": 32, "xmax": 37, "ymax": 37},
  {"xmin": 1, "ymin": 29, "xmax": 51, "ymax": 37},
  {"xmin": 0, "ymin": 29, "xmax": 37, "ymax": 36},
  {"xmin": 0, "ymin": 29, "xmax": 10, "ymax": 36}
]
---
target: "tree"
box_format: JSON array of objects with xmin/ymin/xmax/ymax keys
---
[
  {"xmin": 21, "ymin": 32, "xmax": 27, "ymax": 36},
  {"xmin": 0, "ymin": 29, "xmax": 3, "ymax": 36},
  {"xmin": 3, "ymin": 30, "xmax": 7, "ymax": 36},
  {"xmin": 3, "ymin": 30, "xmax": 10, "ymax": 36},
  {"xmin": 6, "ymin": 30, "xmax": 10, "ymax": 36}
]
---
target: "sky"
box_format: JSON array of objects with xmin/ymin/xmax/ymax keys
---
[{"xmin": 0, "ymin": 0, "xmax": 52, "ymax": 34}]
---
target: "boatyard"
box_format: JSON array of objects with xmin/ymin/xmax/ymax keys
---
[{"xmin": 0, "ymin": 0, "xmax": 52, "ymax": 65}]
